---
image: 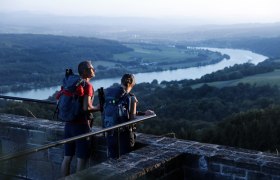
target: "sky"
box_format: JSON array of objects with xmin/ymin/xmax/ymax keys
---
[{"xmin": 1, "ymin": 0, "xmax": 280, "ymax": 24}]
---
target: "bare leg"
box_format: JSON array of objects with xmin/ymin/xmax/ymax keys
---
[
  {"xmin": 61, "ymin": 156, "xmax": 73, "ymax": 177},
  {"xmin": 76, "ymin": 158, "xmax": 88, "ymax": 172}
]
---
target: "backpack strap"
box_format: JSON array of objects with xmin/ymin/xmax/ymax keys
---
[
  {"xmin": 62, "ymin": 89, "xmax": 75, "ymax": 97},
  {"xmin": 120, "ymin": 92, "xmax": 132, "ymax": 120},
  {"xmin": 53, "ymin": 103, "xmax": 59, "ymax": 120}
]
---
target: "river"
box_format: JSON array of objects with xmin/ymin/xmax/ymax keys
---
[{"xmin": 3, "ymin": 47, "xmax": 268, "ymax": 100}]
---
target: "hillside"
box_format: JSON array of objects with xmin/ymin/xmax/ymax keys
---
[
  {"xmin": 0, "ymin": 33, "xmax": 132, "ymax": 92},
  {"xmin": 1, "ymin": 57, "xmax": 280, "ymax": 153},
  {"xmin": 1, "ymin": 34, "xmax": 279, "ymax": 153},
  {"xmin": 186, "ymin": 36, "xmax": 280, "ymax": 58},
  {"xmin": 132, "ymin": 58, "xmax": 280, "ymax": 152},
  {"xmin": 0, "ymin": 34, "xmax": 226, "ymax": 93},
  {"xmin": 191, "ymin": 58, "xmax": 280, "ymax": 88},
  {"xmin": 192, "ymin": 69, "xmax": 280, "ymax": 89},
  {"xmin": 201, "ymin": 106, "xmax": 280, "ymax": 152}
]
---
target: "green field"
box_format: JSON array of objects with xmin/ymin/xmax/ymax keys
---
[
  {"xmin": 114, "ymin": 44, "xmax": 191, "ymax": 62},
  {"xmin": 192, "ymin": 69, "xmax": 280, "ymax": 88},
  {"xmin": 113, "ymin": 43, "xmax": 224, "ymax": 70}
]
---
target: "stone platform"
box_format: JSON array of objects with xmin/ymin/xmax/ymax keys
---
[{"xmin": 0, "ymin": 114, "xmax": 279, "ymax": 180}]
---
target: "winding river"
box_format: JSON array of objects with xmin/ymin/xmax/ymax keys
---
[{"xmin": 3, "ymin": 47, "xmax": 268, "ymax": 100}]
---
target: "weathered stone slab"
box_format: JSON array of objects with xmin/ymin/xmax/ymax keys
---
[{"xmin": 1, "ymin": 113, "xmax": 280, "ymax": 180}]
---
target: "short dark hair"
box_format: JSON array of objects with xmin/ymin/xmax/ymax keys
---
[
  {"xmin": 78, "ymin": 61, "xmax": 93, "ymax": 76},
  {"xmin": 121, "ymin": 74, "xmax": 136, "ymax": 87}
]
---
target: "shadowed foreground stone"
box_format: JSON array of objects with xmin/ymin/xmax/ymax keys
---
[
  {"xmin": 0, "ymin": 114, "xmax": 279, "ymax": 180},
  {"xmin": 62, "ymin": 133, "xmax": 280, "ymax": 180}
]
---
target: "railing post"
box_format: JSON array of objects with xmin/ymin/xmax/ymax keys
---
[{"xmin": 117, "ymin": 128, "xmax": 120, "ymax": 159}]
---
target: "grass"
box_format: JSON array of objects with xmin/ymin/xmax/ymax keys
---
[
  {"xmin": 114, "ymin": 44, "xmax": 215, "ymax": 63},
  {"xmin": 192, "ymin": 69, "xmax": 280, "ymax": 88},
  {"xmin": 112, "ymin": 43, "xmax": 224, "ymax": 71},
  {"xmin": 114, "ymin": 44, "xmax": 189, "ymax": 62}
]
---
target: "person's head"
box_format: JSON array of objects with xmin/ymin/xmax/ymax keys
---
[
  {"xmin": 121, "ymin": 74, "xmax": 136, "ymax": 91},
  {"xmin": 78, "ymin": 60, "xmax": 95, "ymax": 79}
]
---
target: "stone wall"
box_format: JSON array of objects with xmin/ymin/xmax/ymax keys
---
[
  {"xmin": 0, "ymin": 113, "xmax": 280, "ymax": 180},
  {"xmin": 0, "ymin": 113, "xmax": 108, "ymax": 179},
  {"xmin": 0, "ymin": 114, "xmax": 65, "ymax": 179},
  {"xmin": 64, "ymin": 133, "xmax": 280, "ymax": 180}
]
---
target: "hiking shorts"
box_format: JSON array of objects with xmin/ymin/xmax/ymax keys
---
[{"xmin": 64, "ymin": 123, "xmax": 91, "ymax": 159}]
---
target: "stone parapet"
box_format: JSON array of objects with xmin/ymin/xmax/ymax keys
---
[
  {"xmin": 0, "ymin": 113, "xmax": 279, "ymax": 180},
  {"xmin": 63, "ymin": 133, "xmax": 280, "ymax": 180}
]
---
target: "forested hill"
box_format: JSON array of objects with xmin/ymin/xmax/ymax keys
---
[
  {"xmin": 188, "ymin": 36, "xmax": 280, "ymax": 58},
  {"xmin": 1, "ymin": 58, "xmax": 280, "ymax": 153},
  {"xmin": 0, "ymin": 33, "xmax": 227, "ymax": 93},
  {"xmin": 0, "ymin": 34, "xmax": 132, "ymax": 91},
  {"xmin": 131, "ymin": 58, "xmax": 280, "ymax": 153}
]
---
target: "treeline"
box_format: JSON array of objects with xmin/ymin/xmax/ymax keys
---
[
  {"xmin": 0, "ymin": 34, "xmax": 132, "ymax": 92},
  {"xmin": 171, "ymin": 58, "xmax": 279, "ymax": 86},
  {"xmin": 135, "ymin": 82, "xmax": 280, "ymax": 123},
  {"xmin": 130, "ymin": 59, "xmax": 280, "ymax": 152},
  {"xmin": 133, "ymin": 82, "xmax": 280, "ymax": 153},
  {"xmin": 202, "ymin": 106, "xmax": 280, "ymax": 152},
  {"xmin": 189, "ymin": 36, "xmax": 280, "ymax": 58}
]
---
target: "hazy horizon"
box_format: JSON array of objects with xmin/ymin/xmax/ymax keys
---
[
  {"xmin": 1, "ymin": 0, "xmax": 280, "ymax": 25},
  {"xmin": 1, "ymin": 0, "xmax": 280, "ymax": 42}
]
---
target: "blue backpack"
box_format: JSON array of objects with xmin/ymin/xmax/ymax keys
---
[
  {"xmin": 57, "ymin": 71, "xmax": 85, "ymax": 122},
  {"xmin": 102, "ymin": 86, "xmax": 131, "ymax": 128}
]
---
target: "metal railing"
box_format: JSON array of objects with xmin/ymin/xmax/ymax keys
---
[
  {"xmin": 0, "ymin": 95, "xmax": 156, "ymax": 161},
  {"xmin": 0, "ymin": 114, "xmax": 156, "ymax": 161},
  {"xmin": 0, "ymin": 95, "xmax": 56, "ymax": 105}
]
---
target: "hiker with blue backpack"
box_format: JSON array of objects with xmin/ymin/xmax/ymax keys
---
[
  {"xmin": 59, "ymin": 61, "xmax": 100, "ymax": 176},
  {"xmin": 102, "ymin": 74, "xmax": 154, "ymax": 158}
]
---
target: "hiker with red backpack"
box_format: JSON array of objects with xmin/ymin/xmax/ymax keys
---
[
  {"xmin": 101, "ymin": 74, "xmax": 154, "ymax": 158},
  {"xmin": 59, "ymin": 61, "xmax": 100, "ymax": 176}
]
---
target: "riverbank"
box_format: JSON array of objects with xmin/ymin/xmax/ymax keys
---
[
  {"xmin": 1, "ymin": 47, "xmax": 268, "ymax": 100},
  {"xmin": 0, "ymin": 34, "xmax": 227, "ymax": 94}
]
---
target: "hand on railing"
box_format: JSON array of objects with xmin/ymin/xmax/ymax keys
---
[{"xmin": 144, "ymin": 110, "xmax": 155, "ymax": 116}]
